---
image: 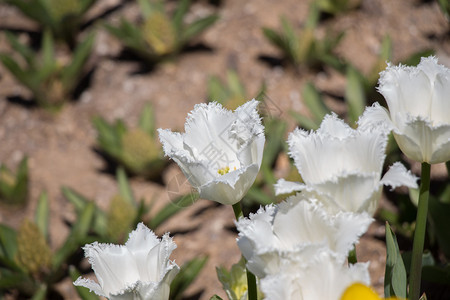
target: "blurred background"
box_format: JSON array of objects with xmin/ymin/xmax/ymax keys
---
[{"xmin": 0, "ymin": 0, "xmax": 448, "ymax": 299}]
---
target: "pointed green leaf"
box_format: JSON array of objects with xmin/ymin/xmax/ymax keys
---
[
  {"xmin": 384, "ymin": 222, "xmax": 407, "ymax": 298},
  {"xmin": 345, "ymin": 66, "xmax": 366, "ymax": 125},
  {"xmin": 173, "ymin": 0, "xmax": 191, "ymax": 34},
  {"xmin": 207, "ymin": 76, "xmax": 230, "ymax": 103},
  {"xmin": 210, "ymin": 296, "xmax": 224, "ymax": 300},
  {"xmin": 182, "ymin": 15, "xmax": 219, "ymax": 44},
  {"xmin": 170, "ymin": 256, "xmax": 208, "ymax": 300},
  {"xmin": 62, "ymin": 31, "xmax": 95, "ymax": 89},
  {"xmin": 0, "ymin": 224, "xmax": 17, "ymax": 260},
  {"xmin": 302, "ymin": 82, "xmax": 330, "ymax": 121},
  {"xmin": 138, "ymin": 103, "xmax": 155, "ymax": 137},
  {"xmin": 5, "ymin": 31, "xmax": 35, "ymax": 67},
  {"xmin": 289, "ymin": 110, "xmax": 320, "ymax": 130},
  {"xmin": 31, "ymin": 284, "xmax": 47, "ymax": 300},
  {"xmin": 117, "ymin": 167, "xmax": 135, "ymax": 204},
  {"xmin": 148, "ymin": 193, "xmax": 198, "ymax": 229},
  {"xmin": 226, "ymin": 70, "xmax": 246, "ymax": 98},
  {"xmin": 52, "ymin": 202, "xmax": 95, "ymax": 269},
  {"xmin": 35, "ymin": 192, "xmax": 49, "ymax": 239}
]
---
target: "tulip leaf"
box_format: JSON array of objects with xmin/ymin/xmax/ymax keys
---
[
  {"xmin": 170, "ymin": 256, "xmax": 208, "ymax": 300},
  {"xmin": 302, "ymin": 82, "xmax": 330, "ymax": 123},
  {"xmin": 31, "ymin": 284, "xmax": 47, "ymax": 300},
  {"xmin": 384, "ymin": 222, "xmax": 407, "ymax": 298},
  {"xmin": 182, "ymin": 15, "xmax": 219, "ymax": 44},
  {"xmin": 69, "ymin": 265, "xmax": 100, "ymax": 300},
  {"xmin": 35, "ymin": 192, "xmax": 49, "ymax": 240},
  {"xmin": 117, "ymin": 167, "xmax": 135, "ymax": 205},
  {"xmin": 52, "ymin": 202, "xmax": 95, "ymax": 269},
  {"xmin": 210, "ymin": 296, "xmax": 224, "ymax": 300},
  {"xmin": 345, "ymin": 66, "xmax": 366, "ymax": 125},
  {"xmin": 139, "ymin": 103, "xmax": 156, "ymax": 137},
  {"xmin": 62, "ymin": 186, "xmax": 108, "ymax": 237},
  {"xmin": 0, "ymin": 224, "xmax": 18, "ymax": 261},
  {"xmin": 148, "ymin": 193, "xmax": 198, "ymax": 229}
]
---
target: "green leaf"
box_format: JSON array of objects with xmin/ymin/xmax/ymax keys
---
[
  {"xmin": 401, "ymin": 50, "xmax": 435, "ymax": 67},
  {"xmin": 182, "ymin": 15, "xmax": 219, "ymax": 45},
  {"xmin": 226, "ymin": 70, "xmax": 246, "ymax": 98},
  {"xmin": 302, "ymin": 82, "xmax": 330, "ymax": 122},
  {"xmin": 31, "ymin": 284, "xmax": 47, "ymax": 300},
  {"xmin": 41, "ymin": 30, "xmax": 56, "ymax": 79},
  {"xmin": 289, "ymin": 110, "xmax": 320, "ymax": 130},
  {"xmin": 173, "ymin": 0, "xmax": 191, "ymax": 34},
  {"xmin": 138, "ymin": 103, "xmax": 155, "ymax": 137},
  {"xmin": 116, "ymin": 167, "xmax": 135, "ymax": 205},
  {"xmin": 62, "ymin": 186, "xmax": 108, "ymax": 237},
  {"xmin": 138, "ymin": 0, "xmax": 153, "ymax": 19},
  {"xmin": 52, "ymin": 202, "xmax": 95, "ymax": 269},
  {"xmin": 148, "ymin": 193, "xmax": 198, "ymax": 229},
  {"xmin": 62, "ymin": 31, "xmax": 95, "ymax": 89},
  {"xmin": 35, "ymin": 192, "xmax": 49, "ymax": 240},
  {"xmin": 384, "ymin": 222, "xmax": 407, "ymax": 298},
  {"xmin": 69, "ymin": 265, "xmax": 100, "ymax": 300},
  {"xmin": 170, "ymin": 256, "xmax": 208, "ymax": 300},
  {"xmin": 5, "ymin": 31, "xmax": 35, "ymax": 67},
  {"xmin": 92, "ymin": 116, "xmax": 124, "ymax": 159},
  {"xmin": 0, "ymin": 224, "xmax": 17, "ymax": 261},
  {"xmin": 210, "ymin": 296, "xmax": 224, "ymax": 300},
  {"xmin": 207, "ymin": 76, "xmax": 230, "ymax": 103},
  {"xmin": 345, "ymin": 66, "xmax": 366, "ymax": 125}
]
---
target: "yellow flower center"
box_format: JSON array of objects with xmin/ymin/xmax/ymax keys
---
[
  {"xmin": 217, "ymin": 166, "xmax": 237, "ymax": 175},
  {"xmin": 218, "ymin": 166, "xmax": 230, "ymax": 175},
  {"xmin": 340, "ymin": 283, "xmax": 403, "ymax": 300}
]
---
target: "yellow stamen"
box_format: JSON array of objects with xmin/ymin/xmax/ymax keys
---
[{"xmin": 217, "ymin": 166, "xmax": 230, "ymax": 175}]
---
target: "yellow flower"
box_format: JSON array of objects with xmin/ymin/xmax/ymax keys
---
[{"xmin": 341, "ymin": 283, "xmax": 403, "ymax": 300}]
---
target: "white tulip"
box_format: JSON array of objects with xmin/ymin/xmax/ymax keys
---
[
  {"xmin": 275, "ymin": 113, "xmax": 418, "ymax": 215},
  {"xmin": 359, "ymin": 56, "xmax": 450, "ymax": 164},
  {"xmin": 158, "ymin": 100, "xmax": 265, "ymax": 205},
  {"xmin": 73, "ymin": 223, "xmax": 179, "ymax": 300},
  {"xmin": 236, "ymin": 193, "xmax": 373, "ymax": 278},
  {"xmin": 260, "ymin": 247, "xmax": 370, "ymax": 300}
]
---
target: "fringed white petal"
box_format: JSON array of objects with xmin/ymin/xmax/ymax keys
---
[
  {"xmin": 381, "ymin": 162, "xmax": 419, "ymax": 190},
  {"xmin": 73, "ymin": 277, "xmax": 107, "ymax": 297},
  {"xmin": 274, "ymin": 179, "xmax": 305, "ymax": 195}
]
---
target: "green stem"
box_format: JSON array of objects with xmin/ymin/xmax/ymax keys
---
[
  {"xmin": 231, "ymin": 203, "xmax": 258, "ymax": 300},
  {"xmin": 348, "ymin": 246, "xmax": 357, "ymax": 265},
  {"xmin": 409, "ymin": 162, "xmax": 431, "ymax": 300},
  {"xmin": 232, "ymin": 202, "xmax": 243, "ymax": 219}
]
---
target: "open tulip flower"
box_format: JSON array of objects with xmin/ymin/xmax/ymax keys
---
[
  {"xmin": 275, "ymin": 113, "xmax": 418, "ymax": 215},
  {"xmin": 236, "ymin": 193, "xmax": 373, "ymax": 278},
  {"xmin": 260, "ymin": 247, "xmax": 370, "ymax": 300},
  {"xmin": 359, "ymin": 56, "xmax": 450, "ymax": 164},
  {"xmin": 158, "ymin": 100, "xmax": 265, "ymax": 205},
  {"xmin": 73, "ymin": 223, "xmax": 179, "ymax": 300}
]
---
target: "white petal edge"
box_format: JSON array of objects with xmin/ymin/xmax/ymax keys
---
[
  {"xmin": 274, "ymin": 179, "xmax": 305, "ymax": 195},
  {"xmin": 381, "ymin": 162, "xmax": 418, "ymax": 190}
]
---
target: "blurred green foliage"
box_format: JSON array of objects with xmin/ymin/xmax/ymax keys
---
[
  {"xmin": 262, "ymin": 6, "xmax": 345, "ymax": 72},
  {"xmin": 315, "ymin": 0, "xmax": 361, "ymax": 15},
  {"xmin": 0, "ymin": 157, "xmax": 28, "ymax": 205},
  {"xmin": 93, "ymin": 103, "xmax": 169, "ymax": 178},
  {"xmin": 105, "ymin": 0, "xmax": 218, "ymax": 64},
  {"xmin": 0, "ymin": 30, "xmax": 94, "ymax": 109},
  {"xmin": 3, "ymin": 0, "xmax": 96, "ymax": 47},
  {"xmin": 0, "ymin": 192, "xmax": 96, "ymax": 298},
  {"xmin": 207, "ymin": 69, "xmax": 266, "ymax": 110}
]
